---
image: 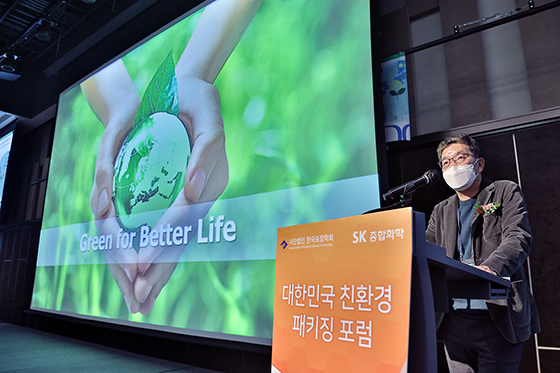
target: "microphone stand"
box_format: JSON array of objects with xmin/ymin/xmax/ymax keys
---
[
  {"xmin": 364, "ymin": 169, "xmax": 441, "ymax": 215},
  {"xmin": 362, "ymin": 194, "xmax": 413, "ymax": 215}
]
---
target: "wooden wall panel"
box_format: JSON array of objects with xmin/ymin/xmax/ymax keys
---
[
  {"xmin": 440, "ymin": 1, "xmax": 493, "ymax": 127},
  {"xmin": 514, "ymin": 123, "xmax": 560, "ymax": 350},
  {"xmin": 518, "ymin": 1, "xmax": 560, "ymax": 112}
]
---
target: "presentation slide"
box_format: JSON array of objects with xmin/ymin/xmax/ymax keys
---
[{"xmin": 31, "ymin": 0, "xmax": 380, "ymax": 344}]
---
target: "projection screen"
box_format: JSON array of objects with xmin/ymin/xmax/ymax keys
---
[{"xmin": 31, "ymin": 0, "xmax": 381, "ymax": 345}]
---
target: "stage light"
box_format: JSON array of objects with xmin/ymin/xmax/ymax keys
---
[
  {"xmin": 35, "ymin": 19, "xmax": 53, "ymax": 43},
  {"xmin": 0, "ymin": 52, "xmax": 19, "ymax": 73}
]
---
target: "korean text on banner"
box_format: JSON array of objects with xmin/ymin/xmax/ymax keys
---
[{"xmin": 272, "ymin": 208, "xmax": 414, "ymax": 373}]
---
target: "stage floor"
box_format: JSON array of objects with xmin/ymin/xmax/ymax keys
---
[{"xmin": 0, "ymin": 322, "xmax": 222, "ymax": 373}]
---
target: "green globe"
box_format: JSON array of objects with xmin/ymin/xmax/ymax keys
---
[{"xmin": 113, "ymin": 112, "xmax": 190, "ymax": 231}]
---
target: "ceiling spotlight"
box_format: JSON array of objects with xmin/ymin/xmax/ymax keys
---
[
  {"xmin": 0, "ymin": 52, "xmax": 19, "ymax": 73},
  {"xmin": 35, "ymin": 19, "xmax": 53, "ymax": 43}
]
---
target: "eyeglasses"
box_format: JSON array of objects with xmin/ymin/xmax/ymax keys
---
[{"xmin": 439, "ymin": 152, "xmax": 475, "ymax": 169}]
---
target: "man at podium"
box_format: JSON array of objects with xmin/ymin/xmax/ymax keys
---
[{"xmin": 425, "ymin": 134, "xmax": 540, "ymax": 373}]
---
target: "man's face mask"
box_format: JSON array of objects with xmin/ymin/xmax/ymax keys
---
[{"xmin": 443, "ymin": 158, "xmax": 479, "ymax": 191}]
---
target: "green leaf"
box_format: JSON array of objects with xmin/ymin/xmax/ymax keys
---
[
  {"xmin": 389, "ymin": 90, "xmax": 397, "ymax": 96},
  {"xmin": 398, "ymin": 88, "xmax": 406, "ymax": 95},
  {"xmin": 134, "ymin": 51, "xmax": 179, "ymax": 127}
]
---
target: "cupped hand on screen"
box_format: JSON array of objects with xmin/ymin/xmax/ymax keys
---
[
  {"xmin": 90, "ymin": 121, "xmax": 141, "ymax": 314},
  {"xmin": 133, "ymin": 76, "xmax": 229, "ymax": 315}
]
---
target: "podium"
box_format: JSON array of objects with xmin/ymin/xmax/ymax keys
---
[
  {"xmin": 272, "ymin": 208, "xmax": 510, "ymax": 373},
  {"xmin": 408, "ymin": 210, "xmax": 509, "ymax": 373}
]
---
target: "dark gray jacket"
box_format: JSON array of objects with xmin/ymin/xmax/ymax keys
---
[{"xmin": 426, "ymin": 177, "xmax": 540, "ymax": 343}]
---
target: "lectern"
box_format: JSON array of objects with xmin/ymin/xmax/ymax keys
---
[
  {"xmin": 408, "ymin": 211, "xmax": 510, "ymax": 373},
  {"xmin": 271, "ymin": 208, "xmax": 510, "ymax": 373}
]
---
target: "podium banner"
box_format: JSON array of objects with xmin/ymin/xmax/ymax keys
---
[{"xmin": 272, "ymin": 208, "xmax": 414, "ymax": 372}]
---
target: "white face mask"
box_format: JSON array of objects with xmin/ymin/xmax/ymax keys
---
[{"xmin": 443, "ymin": 159, "xmax": 479, "ymax": 191}]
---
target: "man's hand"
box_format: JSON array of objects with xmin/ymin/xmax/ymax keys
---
[{"xmin": 476, "ymin": 265, "xmax": 498, "ymax": 276}]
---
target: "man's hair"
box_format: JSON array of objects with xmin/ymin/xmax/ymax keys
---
[{"xmin": 436, "ymin": 134, "xmax": 482, "ymax": 161}]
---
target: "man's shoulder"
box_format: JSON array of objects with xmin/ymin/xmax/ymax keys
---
[
  {"xmin": 433, "ymin": 193, "xmax": 456, "ymax": 211},
  {"xmin": 494, "ymin": 179, "xmax": 519, "ymax": 187},
  {"xmin": 482, "ymin": 179, "xmax": 520, "ymax": 193}
]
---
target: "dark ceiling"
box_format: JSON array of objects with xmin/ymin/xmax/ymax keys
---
[{"xmin": 0, "ymin": 0, "xmax": 205, "ymax": 120}]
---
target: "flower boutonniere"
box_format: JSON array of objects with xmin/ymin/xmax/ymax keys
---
[{"xmin": 476, "ymin": 201, "xmax": 501, "ymax": 215}]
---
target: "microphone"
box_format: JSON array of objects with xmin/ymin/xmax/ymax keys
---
[{"xmin": 383, "ymin": 169, "xmax": 440, "ymax": 200}]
